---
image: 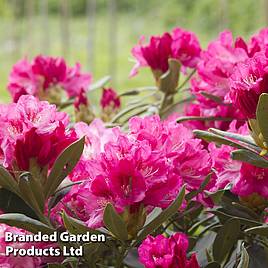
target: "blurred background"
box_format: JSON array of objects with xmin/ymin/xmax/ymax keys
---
[{"xmin": 0, "ymin": 0, "xmax": 266, "ymax": 102}]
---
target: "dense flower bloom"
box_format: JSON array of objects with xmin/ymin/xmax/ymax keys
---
[
  {"xmin": 8, "ymin": 55, "xmax": 92, "ymax": 103},
  {"xmin": 235, "ymin": 28, "xmax": 268, "ymax": 58},
  {"xmin": 130, "ymin": 28, "xmax": 201, "ymax": 78},
  {"xmin": 227, "ymin": 51, "xmax": 268, "ymax": 118},
  {"xmin": 171, "ymin": 27, "xmax": 201, "ymax": 69},
  {"xmin": 51, "ymin": 115, "xmax": 213, "ymax": 228},
  {"xmin": 186, "ymin": 30, "xmax": 247, "ymax": 130},
  {"xmin": 138, "ymin": 233, "xmax": 200, "ymax": 268},
  {"xmin": 210, "ymin": 121, "xmax": 268, "ymax": 201},
  {"xmin": 0, "ymin": 95, "xmax": 72, "ymax": 170},
  {"xmin": 100, "ymin": 88, "xmax": 121, "ymax": 109}
]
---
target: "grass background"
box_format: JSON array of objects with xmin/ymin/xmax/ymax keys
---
[{"xmin": 0, "ymin": 0, "xmax": 266, "ymax": 102}]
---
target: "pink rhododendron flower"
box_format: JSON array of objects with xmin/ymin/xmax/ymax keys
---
[
  {"xmin": 138, "ymin": 233, "xmax": 200, "ymax": 268},
  {"xmin": 171, "ymin": 27, "xmax": 201, "ymax": 69},
  {"xmin": 186, "ymin": 30, "xmax": 247, "ymax": 130},
  {"xmin": 8, "ymin": 55, "xmax": 92, "ymax": 102},
  {"xmin": 227, "ymin": 51, "xmax": 268, "ymax": 118},
  {"xmin": 100, "ymin": 88, "xmax": 121, "ymax": 109},
  {"xmin": 0, "ymin": 95, "xmax": 71, "ymax": 169},
  {"xmin": 53, "ymin": 115, "xmax": 213, "ymax": 228},
  {"xmin": 130, "ymin": 28, "xmax": 201, "ymax": 77},
  {"xmin": 130, "ymin": 33, "xmax": 172, "ymax": 78}
]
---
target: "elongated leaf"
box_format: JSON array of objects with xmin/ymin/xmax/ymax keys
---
[
  {"xmin": 62, "ymin": 212, "xmax": 102, "ymax": 236},
  {"xmin": 213, "ymin": 218, "xmax": 240, "ymax": 264},
  {"xmin": 18, "ymin": 175, "xmax": 43, "ymax": 215},
  {"xmin": 48, "ymin": 264, "xmax": 65, "ymax": 268},
  {"xmin": 237, "ymin": 244, "xmax": 249, "ymax": 268},
  {"xmin": 256, "ymin": 93, "xmax": 268, "ymax": 144},
  {"xmin": 208, "ymin": 209, "xmax": 261, "ymax": 228},
  {"xmin": 0, "ymin": 213, "xmax": 54, "ymax": 234},
  {"xmin": 193, "ymin": 130, "xmax": 246, "ymax": 150},
  {"xmin": 231, "ymin": 149, "xmax": 268, "ymax": 167},
  {"xmin": 89, "ymin": 75, "xmax": 111, "ymax": 91},
  {"xmin": 135, "ymin": 185, "xmax": 185, "ymax": 245},
  {"xmin": 177, "ymin": 116, "xmax": 234, "ymax": 124},
  {"xmin": 204, "ymin": 262, "xmax": 221, "ymax": 268},
  {"xmin": 209, "ymin": 129, "xmax": 257, "ymax": 148},
  {"xmin": 103, "ymin": 203, "xmax": 128, "ymax": 241},
  {"xmin": 0, "ymin": 166, "xmax": 19, "ymax": 195},
  {"xmin": 245, "ymin": 225, "xmax": 268, "ymax": 236},
  {"xmin": 45, "ymin": 137, "xmax": 85, "ymax": 198},
  {"xmin": 0, "ymin": 188, "xmax": 37, "ymax": 218}
]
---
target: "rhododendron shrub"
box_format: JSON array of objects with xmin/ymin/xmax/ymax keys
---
[{"xmin": 1, "ymin": 27, "xmax": 268, "ymax": 268}]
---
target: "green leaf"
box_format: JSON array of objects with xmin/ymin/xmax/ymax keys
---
[
  {"xmin": 0, "ymin": 188, "xmax": 37, "ymax": 219},
  {"xmin": 231, "ymin": 149, "xmax": 268, "ymax": 168},
  {"xmin": 48, "ymin": 264, "xmax": 66, "ymax": 268},
  {"xmin": 89, "ymin": 75, "xmax": 111, "ymax": 91},
  {"xmin": 193, "ymin": 130, "xmax": 247, "ymax": 150},
  {"xmin": 45, "ymin": 137, "xmax": 85, "ymax": 198},
  {"xmin": 204, "ymin": 262, "xmax": 221, "ymax": 268},
  {"xmin": 103, "ymin": 203, "xmax": 128, "ymax": 241},
  {"xmin": 119, "ymin": 87, "xmax": 156, "ymax": 97},
  {"xmin": 209, "ymin": 128, "xmax": 257, "ymax": 148},
  {"xmin": 256, "ymin": 93, "xmax": 268, "ymax": 144},
  {"xmin": 205, "ymin": 184, "xmax": 232, "ymax": 204},
  {"xmin": 135, "ymin": 185, "xmax": 185, "ymax": 245},
  {"xmin": 0, "ymin": 213, "xmax": 54, "ymax": 234},
  {"xmin": 245, "ymin": 225, "xmax": 268, "ymax": 236},
  {"xmin": 209, "ymin": 209, "xmax": 261, "ymax": 228},
  {"xmin": 212, "ymin": 218, "xmax": 240, "ymax": 264},
  {"xmin": 237, "ymin": 243, "xmax": 249, "ymax": 268},
  {"xmin": 159, "ymin": 59, "xmax": 181, "ymax": 94},
  {"xmin": 62, "ymin": 212, "xmax": 102, "ymax": 236},
  {"xmin": 0, "ymin": 165, "xmax": 19, "ymax": 195}
]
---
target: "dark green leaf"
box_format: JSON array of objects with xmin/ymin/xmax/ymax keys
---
[
  {"xmin": 204, "ymin": 262, "xmax": 221, "ymax": 268},
  {"xmin": 0, "ymin": 188, "xmax": 37, "ymax": 219},
  {"xmin": 245, "ymin": 225, "xmax": 268, "ymax": 236},
  {"xmin": 62, "ymin": 212, "xmax": 102, "ymax": 236},
  {"xmin": 256, "ymin": 93, "xmax": 268, "ymax": 144},
  {"xmin": 103, "ymin": 203, "xmax": 128, "ymax": 241},
  {"xmin": 135, "ymin": 185, "xmax": 185, "ymax": 245},
  {"xmin": 0, "ymin": 165, "xmax": 19, "ymax": 195},
  {"xmin": 48, "ymin": 264, "xmax": 65, "ymax": 268},
  {"xmin": 213, "ymin": 218, "xmax": 240, "ymax": 264},
  {"xmin": 231, "ymin": 149, "xmax": 268, "ymax": 168},
  {"xmin": 0, "ymin": 213, "xmax": 54, "ymax": 234},
  {"xmin": 45, "ymin": 137, "xmax": 85, "ymax": 198}
]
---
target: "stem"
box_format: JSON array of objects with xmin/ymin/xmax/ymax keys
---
[{"xmin": 177, "ymin": 69, "xmax": 196, "ymax": 91}]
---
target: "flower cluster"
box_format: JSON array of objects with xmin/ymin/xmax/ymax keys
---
[
  {"xmin": 8, "ymin": 55, "xmax": 92, "ymax": 104},
  {"xmin": 130, "ymin": 27, "xmax": 201, "ymax": 80},
  {"xmin": 0, "ymin": 95, "xmax": 76, "ymax": 171},
  {"xmin": 51, "ymin": 115, "xmax": 213, "ymax": 230},
  {"xmin": 138, "ymin": 233, "xmax": 200, "ymax": 268}
]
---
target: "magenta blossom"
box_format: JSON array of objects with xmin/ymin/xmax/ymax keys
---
[
  {"xmin": 171, "ymin": 27, "xmax": 201, "ymax": 69},
  {"xmin": 130, "ymin": 28, "xmax": 201, "ymax": 78},
  {"xmin": 0, "ymin": 95, "xmax": 70, "ymax": 169},
  {"xmin": 227, "ymin": 51, "xmax": 268, "ymax": 118},
  {"xmin": 186, "ymin": 30, "xmax": 247, "ymax": 130},
  {"xmin": 138, "ymin": 233, "xmax": 200, "ymax": 268},
  {"xmin": 8, "ymin": 55, "xmax": 92, "ymax": 102},
  {"xmin": 100, "ymin": 87, "xmax": 121, "ymax": 109}
]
